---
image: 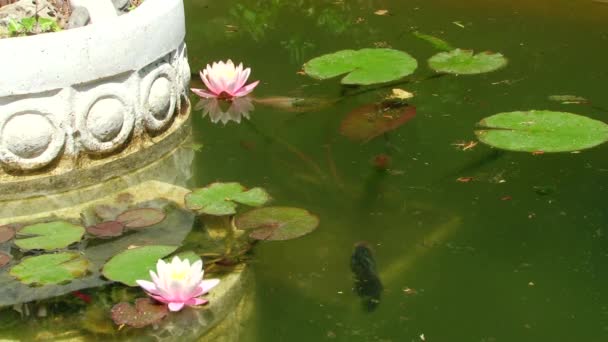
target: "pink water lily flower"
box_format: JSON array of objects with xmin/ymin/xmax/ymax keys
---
[
  {"xmin": 191, "ymin": 60, "xmax": 259, "ymax": 100},
  {"xmin": 136, "ymin": 256, "xmax": 220, "ymax": 312}
]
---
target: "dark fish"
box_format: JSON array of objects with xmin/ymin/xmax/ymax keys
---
[{"xmin": 350, "ymin": 242, "xmax": 383, "ymax": 312}]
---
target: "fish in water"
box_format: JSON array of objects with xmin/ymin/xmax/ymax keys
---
[{"xmin": 350, "ymin": 242, "xmax": 383, "ymax": 312}]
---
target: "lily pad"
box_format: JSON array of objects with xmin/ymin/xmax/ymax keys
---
[
  {"xmin": 9, "ymin": 252, "xmax": 89, "ymax": 285},
  {"xmin": 86, "ymin": 221, "xmax": 125, "ymax": 238},
  {"xmin": 0, "ymin": 225, "xmax": 15, "ymax": 243},
  {"xmin": 116, "ymin": 208, "xmax": 166, "ymax": 229},
  {"xmin": 102, "ymin": 245, "xmax": 178, "ymax": 286},
  {"xmin": 475, "ymin": 110, "xmax": 608, "ymax": 152},
  {"xmin": 235, "ymin": 207, "xmax": 320, "ymax": 241},
  {"xmin": 304, "ymin": 48, "xmax": 418, "ymax": 85},
  {"xmin": 185, "ymin": 182, "xmax": 271, "ymax": 216},
  {"xmin": 0, "ymin": 252, "xmax": 11, "ymax": 268},
  {"xmin": 340, "ymin": 101, "xmax": 416, "ymax": 142},
  {"xmin": 15, "ymin": 221, "xmax": 85, "ymax": 251},
  {"xmin": 111, "ymin": 298, "xmax": 169, "ymax": 328},
  {"xmin": 428, "ymin": 49, "xmax": 507, "ymax": 75}
]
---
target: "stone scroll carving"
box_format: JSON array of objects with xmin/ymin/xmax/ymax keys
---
[{"xmin": 0, "ymin": 43, "xmax": 190, "ymax": 171}]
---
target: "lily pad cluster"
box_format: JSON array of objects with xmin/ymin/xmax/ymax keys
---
[
  {"xmin": 185, "ymin": 182, "xmax": 320, "ymax": 241},
  {"xmin": 0, "ymin": 201, "xmax": 175, "ymax": 291}
]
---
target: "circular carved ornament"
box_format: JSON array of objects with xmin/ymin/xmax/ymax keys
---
[
  {"xmin": 0, "ymin": 110, "xmax": 65, "ymax": 171},
  {"xmin": 75, "ymin": 85, "xmax": 135, "ymax": 154},
  {"xmin": 140, "ymin": 63, "xmax": 177, "ymax": 133}
]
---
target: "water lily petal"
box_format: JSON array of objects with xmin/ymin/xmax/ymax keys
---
[
  {"xmin": 200, "ymin": 278, "xmax": 220, "ymax": 294},
  {"xmin": 202, "ymin": 73, "xmax": 223, "ymax": 96},
  {"xmin": 136, "ymin": 279, "xmax": 159, "ymax": 294},
  {"xmin": 191, "ymin": 88, "xmax": 218, "ymax": 99},
  {"xmin": 186, "ymin": 297, "xmax": 209, "ymax": 306},
  {"xmin": 232, "ymin": 67, "xmax": 251, "ymax": 94},
  {"xmin": 168, "ymin": 302, "xmax": 186, "ymax": 312},
  {"xmin": 233, "ymin": 80, "xmax": 259, "ymax": 97}
]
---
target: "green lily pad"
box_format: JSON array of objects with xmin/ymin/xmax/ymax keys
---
[
  {"xmin": 235, "ymin": 207, "xmax": 319, "ymax": 241},
  {"xmin": 9, "ymin": 252, "xmax": 89, "ymax": 285},
  {"xmin": 475, "ymin": 110, "xmax": 608, "ymax": 152},
  {"xmin": 111, "ymin": 298, "xmax": 169, "ymax": 328},
  {"xmin": 15, "ymin": 221, "xmax": 85, "ymax": 251},
  {"xmin": 102, "ymin": 245, "xmax": 178, "ymax": 286},
  {"xmin": 428, "ymin": 49, "xmax": 507, "ymax": 75},
  {"xmin": 0, "ymin": 225, "xmax": 15, "ymax": 243},
  {"xmin": 340, "ymin": 101, "xmax": 416, "ymax": 142},
  {"xmin": 303, "ymin": 48, "xmax": 418, "ymax": 85},
  {"xmin": 185, "ymin": 182, "xmax": 271, "ymax": 216},
  {"xmin": 116, "ymin": 208, "xmax": 166, "ymax": 229}
]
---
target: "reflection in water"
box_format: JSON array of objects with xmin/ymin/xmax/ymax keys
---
[{"xmin": 195, "ymin": 97, "xmax": 254, "ymax": 125}]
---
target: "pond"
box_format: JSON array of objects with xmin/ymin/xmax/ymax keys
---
[
  {"xmin": 2, "ymin": 0, "xmax": 608, "ymax": 341},
  {"xmin": 186, "ymin": 0, "xmax": 608, "ymax": 341}
]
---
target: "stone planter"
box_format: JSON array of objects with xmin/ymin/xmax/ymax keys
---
[{"xmin": 0, "ymin": 0, "xmax": 191, "ymax": 201}]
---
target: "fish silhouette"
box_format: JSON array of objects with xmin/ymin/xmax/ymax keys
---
[{"xmin": 350, "ymin": 242, "xmax": 383, "ymax": 312}]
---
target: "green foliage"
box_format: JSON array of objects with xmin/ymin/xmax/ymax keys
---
[
  {"xmin": 304, "ymin": 48, "xmax": 418, "ymax": 85},
  {"xmin": 235, "ymin": 207, "xmax": 319, "ymax": 241},
  {"xmin": 428, "ymin": 49, "xmax": 507, "ymax": 75},
  {"xmin": 10, "ymin": 253, "xmax": 90, "ymax": 285},
  {"xmin": 102, "ymin": 245, "xmax": 178, "ymax": 286},
  {"xmin": 475, "ymin": 110, "xmax": 608, "ymax": 152},
  {"xmin": 185, "ymin": 182, "xmax": 271, "ymax": 216},
  {"xmin": 15, "ymin": 221, "xmax": 85, "ymax": 251},
  {"xmin": 7, "ymin": 17, "xmax": 61, "ymax": 37}
]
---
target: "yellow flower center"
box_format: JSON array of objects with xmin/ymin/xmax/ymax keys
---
[
  {"xmin": 170, "ymin": 270, "xmax": 188, "ymax": 281},
  {"xmin": 220, "ymin": 68, "xmax": 237, "ymax": 80}
]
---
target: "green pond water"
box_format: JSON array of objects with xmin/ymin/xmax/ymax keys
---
[
  {"xmin": 186, "ymin": 0, "xmax": 608, "ymax": 341},
  {"xmin": 2, "ymin": 0, "xmax": 608, "ymax": 341}
]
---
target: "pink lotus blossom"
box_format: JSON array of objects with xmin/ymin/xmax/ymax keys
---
[
  {"xmin": 136, "ymin": 256, "xmax": 219, "ymax": 312},
  {"xmin": 191, "ymin": 60, "xmax": 259, "ymax": 100}
]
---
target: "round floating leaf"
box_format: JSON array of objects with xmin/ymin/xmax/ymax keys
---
[
  {"xmin": 111, "ymin": 298, "xmax": 168, "ymax": 328},
  {"xmin": 185, "ymin": 182, "xmax": 244, "ymax": 215},
  {"xmin": 102, "ymin": 245, "xmax": 178, "ymax": 286},
  {"xmin": 86, "ymin": 221, "xmax": 125, "ymax": 238},
  {"xmin": 0, "ymin": 225, "xmax": 15, "ymax": 243},
  {"xmin": 304, "ymin": 48, "xmax": 418, "ymax": 85},
  {"xmin": 185, "ymin": 182, "xmax": 269, "ymax": 216},
  {"xmin": 0, "ymin": 252, "xmax": 11, "ymax": 268},
  {"xmin": 428, "ymin": 49, "xmax": 507, "ymax": 75},
  {"xmin": 235, "ymin": 207, "xmax": 319, "ymax": 241},
  {"xmin": 475, "ymin": 110, "xmax": 608, "ymax": 152},
  {"xmin": 15, "ymin": 221, "xmax": 85, "ymax": 251},
  {"xmin": 116, "ymin": 208, "xmax": 166, "ymax": 229},
  {"xmin": 231, "ymin": 188, "xmax": 271, "ymax": 207},
  {"xmin": 341, "ymin": 101, "xmax": 416, "ymax": 142},
  {"xmin": 10, "ymin": 252, "xmax": 89, "ymax": 285}
]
